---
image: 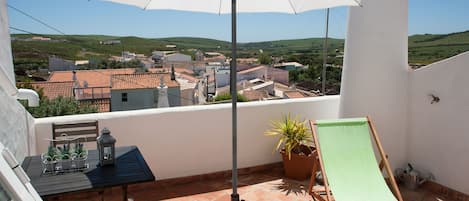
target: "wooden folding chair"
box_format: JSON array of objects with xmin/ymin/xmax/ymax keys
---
[{"xmin": 307, "ymin": 116, "xmax": 403, "ymax": 201}]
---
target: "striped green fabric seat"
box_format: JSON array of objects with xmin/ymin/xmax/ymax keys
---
[{"xmin": 315, "ymin": 118, "xmax": 396, "ymax": 201}]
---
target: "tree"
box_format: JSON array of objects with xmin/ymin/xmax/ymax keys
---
[
  {"xmin": 258, "ymin": 52, "xmax": 272, "ymax": 65},
  {"xmin": 17, "ymin": 83, "xmax": 98, "ymax": 118},
  {"xmin": 24, "ymin": 96, "xmax": 98, "ymax": 118},
  {"xmin": 213, "ymin": 93, "xmax": 248, "ymax": 102}
]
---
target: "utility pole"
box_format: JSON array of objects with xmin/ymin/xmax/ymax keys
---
[
  {"xmin": 213, "ymin": 67, "xmax": 217, "ymax": 91},
  {"xmin": 206, "ymin": 75, "xmax": 209, "ymax": 102}
]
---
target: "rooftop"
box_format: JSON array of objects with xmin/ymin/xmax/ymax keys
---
[
  {"xmin": 177, "ymin": 73, "xmax": 199, "ymax": 83},
  {"xmin": 20, "ymin": 81, "xmax": 74, "ymax": 99},
  {"xmin": 284, "ymin": 91, "xmax": 306, "ymax": 99},
  {"xmin": 48, "ymin": 68, "xmax": 136, "ymax": 87},
  {"xmin": 111, "ymin": 73, "xmax": 179, "ymax": 90},
  {"xmin": 174, "ymin": 67, "xmax": 195, "ymax": 75},
  {"xmin": 242, "ymin": 90, "xmax": 269, "ymax": 101},
  {"xmin": 238, "ymin": 65, "xmax": 266, "ymax": 74}
]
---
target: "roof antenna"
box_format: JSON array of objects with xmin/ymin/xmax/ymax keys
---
[{"xmin": 171, "ymin": 64, "xmax": 176, "ymax": 80}]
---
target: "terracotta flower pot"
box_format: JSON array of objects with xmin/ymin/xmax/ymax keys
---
[{"xmin": 280, "ymin": 145, "xmax": 316, "ymax": 180}]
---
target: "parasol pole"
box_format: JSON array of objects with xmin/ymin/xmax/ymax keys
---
[
  {"xmin": 321, "ymin": 8, "xmax": 330, "ymax": 95},
  {"xmin": 230, "ymin": 0, "xmax": 239, "ymax": 200}
]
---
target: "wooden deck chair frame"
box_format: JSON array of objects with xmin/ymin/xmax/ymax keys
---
[
  {"xmin": 52, "ymin": 121, "xmax": 99, "ymax": 147},
  {"xmin": 307, "ymin": 116, "xmax": 403, "ymax": 201}
]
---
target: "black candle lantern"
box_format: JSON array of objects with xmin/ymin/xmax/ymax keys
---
[{"xmin": 97, "ymin": 128, "xmax": 116, "ymax": 166}]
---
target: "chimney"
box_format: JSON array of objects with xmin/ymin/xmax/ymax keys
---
[
  {"xmin": 157, "ymin": 76, "xmax": 169, "ymax": 108},
  {"xmin": 72, "ymin": 70, "xmax": 77, "ymax": 81},
  {"xmin": 72, "ymin": 70, "xmax": 80, "ymax": 89},
  {"xmin": 171, "ymin": 64, "xmax": 175, "ymax": 80}
]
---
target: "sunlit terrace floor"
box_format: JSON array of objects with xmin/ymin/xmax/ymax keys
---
[{"xmin": 50, "ymin": 165, "xmax": 458, "ymax": 201}]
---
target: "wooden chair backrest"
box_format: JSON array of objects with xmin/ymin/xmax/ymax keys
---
[{"xmin": 52, "ymin": 121, "xmax": 99, "ymax": 147}]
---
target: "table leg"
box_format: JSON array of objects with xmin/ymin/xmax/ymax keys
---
[
  {"xmin": 98, "ymin": 190, "xmax": 104, "ymax": 201},
  {"xmin": 122, "ymin": 185, "xmax": 128, "ymax": 201}
]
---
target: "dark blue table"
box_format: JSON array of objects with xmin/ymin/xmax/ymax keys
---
[{"xmin": 22, "ymin": 146, "xmax": 155, "ymax": 201}]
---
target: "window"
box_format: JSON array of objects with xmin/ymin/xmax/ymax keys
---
[{"xmin": 122, "ymin": 93, "xmax": 128, "ymax": 102}]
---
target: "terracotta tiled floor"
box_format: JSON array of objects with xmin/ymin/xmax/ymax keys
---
[{"xmin": 53, "ymin": 169, "xmax": 456, "ymax": 201}]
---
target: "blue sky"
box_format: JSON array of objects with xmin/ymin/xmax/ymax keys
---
[{"xmin": 7, "ymin": 0, "xmax": 469, "ymax": 42}]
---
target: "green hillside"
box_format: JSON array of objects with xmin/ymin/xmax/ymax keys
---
[
  {"xmin": 11, "ymin": 30, "xmax": 469, "ymax": 67},
  {"xmin": 408, "ymin": 30, "xmax": 469, "ymax": 64}
]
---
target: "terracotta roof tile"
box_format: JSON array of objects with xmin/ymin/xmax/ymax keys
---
[
  {"xmin": 48, "ymin": 69, "xmax": 135, "ymax": 87},
  {"xmin": 111, "ymin": 73, "xmax": 179, "ymax": 90},
  {"xmin": 239, "ymin": 65, "xmax": 267, "ymax": 74},
  {"xmin": 174, "ymin": 67, "xmax": 194, "ymax": 75},
  {"xmin": 22, "ymin": 81, "xmax": 74, "ymax": 99}
]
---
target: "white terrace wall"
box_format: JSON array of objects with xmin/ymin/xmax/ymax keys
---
[
  {"xmin": 35, "ymin": 96, "xmax": 340, "ymax": 180},
  {"xmin": 408, "ymin": 52, "xmax": 469, "ymax": 194}
]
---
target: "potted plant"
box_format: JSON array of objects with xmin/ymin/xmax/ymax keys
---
[
  {"xmin": 265, "ymin": 113, "xmax": 316, "ymax": 180},
  {"xmin": 57, "ymin": 144, "xmax": 72, "ymax": 170},
  {"xmin": 41, "ymin": 145, "xmax": 58, "ymax": 173},
  {"xmin": 72, "ymin": 142, "xmax": 88, "ymax": 169}
]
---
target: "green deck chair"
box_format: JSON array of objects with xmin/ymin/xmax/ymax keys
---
[{"xmin": 307, "ymin": 116, "xmax": 403, "ymax": 201}]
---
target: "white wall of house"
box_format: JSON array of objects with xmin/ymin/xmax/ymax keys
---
[
  {"xmin": 215, "ymin": 69, "xmax": 230, "ymax": 88},
  {"xmin": 408, "ymin": 52, "xmax": 469, "ymax": 194},
  {"xmin": 34, "ymin": 96, "xmax": 340, "ymax": 180},
  {"xmin": 268, "ymin": 67, "xmax": 289, "ymax": 85},
  {"xmin": 238, "ymin": 67, "xmax": 267, "ymax": 82},
  {"xmin": 0, "ymin": 0, "xmax": 16, "ymax": 96},
  {"xmin": 0, "ymin": 0, "xmax": 36, "ymax": 161},
  {"xmin": 111, "ymin": 87, "xmax": 181, "ymax": 111},
  {"xmin": 340, "ymin": 0, "xmax": 409, "ymax": 168},
  {"xmin": 180, "ymin": 88, "xmax": 196, "ymax": 106}
]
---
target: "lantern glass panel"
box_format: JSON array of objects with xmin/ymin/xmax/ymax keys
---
[{"xmin": 104, "ymin": 146, "xmax": 112, "ymax": 160}]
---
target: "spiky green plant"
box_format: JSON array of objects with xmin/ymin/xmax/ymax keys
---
[
  {"xmin": 44, "ymin": 145, "xmax": 58, "ymax": 162},
  {"xmin": 73, "ymin": 143, "xmax": 88, "ymax": 159},
  {"xmin": 57, "ymin": 144, "xmax": 71, "ymax": 160},
  {"xmin": 265, "ymin": 113, "xmax": 312, "ymax": 159}
]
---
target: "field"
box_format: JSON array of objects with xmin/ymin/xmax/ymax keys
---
[{"xmin": 11, "ymin": 30, "xmax": 469, "ymax": 66}]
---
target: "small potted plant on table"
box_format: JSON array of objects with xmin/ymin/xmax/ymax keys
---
[
  {"xmin": 72, "ymin": 143, "xmax": 88, "ymax": 169},
  {"xmin": 265, "ymin": 113, "xmax": 316, "ymax": 180},
  {"xmin": 57, "ymin": 144, "xmax": 72, "ymax": 170},
  {"xmin": 41, "ymin": 145, "xmax": 58, "ymax": 173}
]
